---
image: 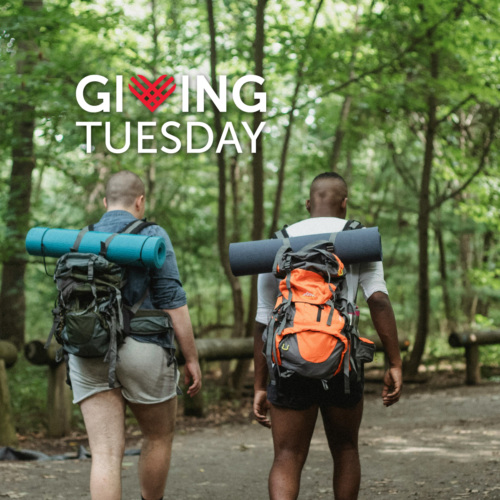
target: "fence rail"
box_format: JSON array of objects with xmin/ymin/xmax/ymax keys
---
[
  {"xmin": 448, "ymin": 330, "xmax": 500, "ymax": 385},
  {"xmin": 17, "ymin": 335, "xmax": 411, "ymax": 438}
]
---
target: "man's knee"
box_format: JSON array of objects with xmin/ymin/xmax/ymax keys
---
[
  {"xmin": 129, "ymin": 398, "xmax": 177, "ymax": 437},
  {"xmin": 90, "ymin": 439, "xmax": 126, "ymax": 460}
]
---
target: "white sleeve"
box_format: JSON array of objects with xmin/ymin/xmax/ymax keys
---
[
  {"xmin": 358, "ymin": 260, "xmax": 389, "ymax": 301},
  {"xmin": 255, "ymin": 272, "xmax": 280, "ymax": 325}
]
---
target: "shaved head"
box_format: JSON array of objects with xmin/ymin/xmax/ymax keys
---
[
  {"xmin": 105, "ymin": 170, "xmax": 145, "ymax": 208},
  {"xmin": 307, "ymin": 172, "xmax": 348, "ymax": 218}
]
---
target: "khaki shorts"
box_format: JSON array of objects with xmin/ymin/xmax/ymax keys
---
[{"xmin": 68, "ymin": 337, "xmax": 180, "ymax": 405}]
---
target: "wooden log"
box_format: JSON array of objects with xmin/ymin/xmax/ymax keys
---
[
  {"xmin": 449, "ymin": 330, "xmax": 500, "ymax": 347},
  {"xmin": 0, "ymin": 340, "xmax": 18, "ymax": 368},
  {"xmin": 23, "ymin": 340, "xmax": 72, "ymax": 438},
  {"xmin": 465, "ymin": 345, "xmax": 481, "ymax": 386},
  {"xmin": 372, "ymin": 337, "xmax": 410, "ymax": 353},
  {"xmin": 447, "ymin": 331, "xmax": 500, "ymax": 386},
  {"xmin": 177, "ymin": 336, "xmax": 410, "ymax": 366},
  {"xmin": 24, "ymin": 340, "xmax": 60, "ymax": 367},
  {"xmin": 0, "ymin": 359, "xmax": 18, "ymax": 446},
  {"xmin": 47, "ymin": 362, "xmax": 72, "ymax": 438},
  {"xmin": 177, "ymin": 338, "xmax": 254, "ymax": 365}
]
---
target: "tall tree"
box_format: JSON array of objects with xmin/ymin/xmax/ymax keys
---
[
  {"xmin": 0, "ymin": 0, "xmax": 42, "ymax": 349},
  {"xmin": 406, "ymin": 48, "xmax": 439, "ymax": 378},
  {"xmin": 205, "ymin": 0, "xmax": 245, "ymax": 350},
  {"xmin": 232, "ymin": 0, "xmax": 268, "ymax": 391}
]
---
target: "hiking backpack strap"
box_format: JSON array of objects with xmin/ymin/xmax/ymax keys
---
[
  {"xmin": 70, "ymin": 225, "xmax": 94, "ymax": 252},
  {"xmin": 72, "ymin": 219, "xmax": 154, "ymax": 261},
  {"xmin": 273, "ymin": 225, "xmax": 289, "ymax": 240},
  {"xmin": 123, "ymin": 218, "xmax": 157, "ymax": 307},
  {"xmin": 340, "ymin": 219, "xmax": 365, "ymax": 391},
  {"xmin": 343, "ymin": 219, "xmax": 364, "ymax": 231},
  {"xmin": 96, "ymin": 219, "xmax": 156, "ymax": 259},
  {"xmin": 121, "ymin": 218, "xmax": 156, "ymax": 234}
]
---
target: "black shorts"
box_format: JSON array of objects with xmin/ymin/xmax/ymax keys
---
[{"xmin": 267, "ymin": 370, "xmax": 364, "ymax": 411}]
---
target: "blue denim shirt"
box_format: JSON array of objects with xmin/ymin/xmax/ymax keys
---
[{"xmin": 93, "ymin": 210, "xmax": 187, "ymax": 348}]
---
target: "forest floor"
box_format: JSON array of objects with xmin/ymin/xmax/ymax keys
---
[{"xmin": 1, "ymin": 368, "xmax": 500, "ymax": 499}]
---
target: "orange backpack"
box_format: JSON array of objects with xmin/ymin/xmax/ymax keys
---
[{"xmin": 263, "ymin": 229, "xmax": 375, "ymax": 393}]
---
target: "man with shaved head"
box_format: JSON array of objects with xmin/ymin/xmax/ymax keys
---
[
  {"xmin": 307, "ymin": 172, "xmax": 349, "ymax": 217},
  {"xmin": 68, "ymin": 170, "xmax": 201, "ymax": 500},
  {"xmin": 253, "ymin": 172, "xmax": 402, "ymax": 500},
  {"xmin": 104, "ymin": 170, "xmax": 146, "ymax": 208}
]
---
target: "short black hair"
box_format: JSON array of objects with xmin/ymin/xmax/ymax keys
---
[
  {"xmin": 311, "ymin": 172, "xmax": 347, "ymax": 186},
  {"xmin": 308, "ymin": 172, "xmax": 349, "ymax": 214}
]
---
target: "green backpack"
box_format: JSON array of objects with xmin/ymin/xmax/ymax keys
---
[{"xmin": 45, "ymin": 219, "xmax": 173, "ymax": 387}]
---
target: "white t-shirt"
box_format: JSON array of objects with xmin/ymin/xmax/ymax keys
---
[{"xmin": 255, "ymin": 217, "xmax": 388, "ymax": 325}]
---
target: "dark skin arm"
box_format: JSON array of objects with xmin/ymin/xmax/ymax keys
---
[
  {"xmin": 367, "ymin": 291, "xmax": 403, "ymax": 406},
  {"xmin": 253, "ymin": 290, "xmax": 402, "ymax": 425},
  {"xmin": 253, "ymin": 322, "xmax": 272, "ymax": 428}
]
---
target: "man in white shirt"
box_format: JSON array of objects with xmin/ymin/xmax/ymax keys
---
[{"xmin": 253, "ymin": 172, "xmax": 402, "ymax": 500}]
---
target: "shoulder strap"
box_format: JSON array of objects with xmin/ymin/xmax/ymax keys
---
[
  {"xmin": 98, "ymin": 219, "xmax": 157, "ymax": 258},
  {"xmin": 343, "ymin": 219, "xmax": 364, "ymax": 231},
  {"xmin": 341, "ymin": 220, "xmax": 363, "ymax": 307},
  {"xmin": 70, "ymin": 225, "xmax": 92, "ymax": 252},
  {"xmin": 273, "ymin": 225, "xmax": 289, "ymax": 240},
  {"xmin": 121, "ymin": 218, "xmax": 157, "ymax": 235},
  {"xmin": 119, "ymin": 219, "xmax": 157, "ymax": 313}
]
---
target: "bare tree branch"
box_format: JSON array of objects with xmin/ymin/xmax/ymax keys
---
[
  {"xmin": 436, "ymin": 94, "xmax": 477, "ymax": 125},
  {"xmin": 266, "ymin": 0, "xmax": 467, "ymax": 122},
  {"xmin": 430, "ymin": 106, "xmax": 500, "ymax": 211},
  {"xmin": 268, "ymin": 0, "xmax": 324, "ymax": 237}
]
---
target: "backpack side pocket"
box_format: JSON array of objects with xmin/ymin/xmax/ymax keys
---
[
  {"xmin": 62, "ymin": 311, "xmax": 110, "ymax": 357},
  {"xmin": 355, "ymin": 337, "xmax": 376, "ymax": 364}
]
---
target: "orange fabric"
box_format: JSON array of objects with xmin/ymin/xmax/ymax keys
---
[
  {"xmin": 272, "ymin": 302, "xmax": 347, "ymax": 369},
  {"xmin": 282, "ymin": 302, "xmax": 345, "ymax": 336},
  {"xmin": 296, "ymin": 331, "xmax": 346, "ymax": 363},
  {"xmin": 334, "ymin": 254, "xmax": 345, "ymax": 277},
  {"xmin": 279, "ymin": 269, "xmax": 336, "ymax": 304},
  {"xmin": 271, "ymin": 258, "xmax": 349, "ymax": 372},
  {"xmin": 360, "ymin": 337, "xmax": 374, "ymax": 345}
]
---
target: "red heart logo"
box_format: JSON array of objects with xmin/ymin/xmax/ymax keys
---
[{"xmin": 129, "ymin": 75, "xmax": 175, "ymax": 112}]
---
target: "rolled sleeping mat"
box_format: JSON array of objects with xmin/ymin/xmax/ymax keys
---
[
  {"xmin": 229, "ymin": 227, "xmax": 383, "ymax": 277},
  {"xmin": 25, "ymin": 227, "xmax": 166, "ymax": 269}
]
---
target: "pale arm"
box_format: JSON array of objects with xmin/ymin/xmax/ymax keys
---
[{"xmin": 164, "ymin": 304, "xmax": 202, "ymax": 397}]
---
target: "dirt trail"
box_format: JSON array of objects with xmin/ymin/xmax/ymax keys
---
[{"xmin": 1, "ymin": 377, "xmax": 500, "ymax": 499}]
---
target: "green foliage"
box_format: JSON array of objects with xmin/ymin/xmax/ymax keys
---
[
  {"xmin": 1, "ymin": 0, "xmax": 499, "ymax": 353},
  {"xmin": 7, "ymin": 358, "xmax": 48, "ymax": 433},
  {"xmin": 7, "ymin": 357, "xmax": 84, "ymax": 434}
]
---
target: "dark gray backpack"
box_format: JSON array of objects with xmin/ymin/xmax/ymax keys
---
[{"xmin": 46, "ymin": 219, "xmax": 173, "ymax": 387}]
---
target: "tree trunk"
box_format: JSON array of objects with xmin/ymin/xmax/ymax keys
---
[
  {"xmin": 0, "ymin": 341, "xmax": 18, "ymax": 369},
  {"xmin": 0, "ymin": 360, "xmax": 18, "ymax": 446},
  {"xmin": 0, "ymin": 0, "xmax": 42, "ymax": 349},
  {"xmin": 405, "ymin": 50, "xmax": 439, "ymax": 378},
  {"xmin": 435, "ymin": 224, "xmax": 455, "ymax": 333},
  {"xmin": 476, "ymin": 230, "xmax": 494, "ymax": 317},
  {"xmin": 205, "ymin": 0, "xmax": 245, "ymax": 349},
  {"xmin": 328, "ymin": 95, "xmax": 353, "ymax": 172},
  {"xmin": 230, "ymin": 154, "xmax": 241, "ymax": 243},
  {"xmin": 328, "ymin": 2, "xmax": 361, "ymax": 173},
  {"xmin": 459, "ymin": 228, "xmax": 475, "ymax": 322},
  {"xmin": 231, "ymin": 0, "xmax": 268, "ymax": 391},
  {"xmin": 146, "ymin": 0, "xmax": 159, "ymax": 212}
]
